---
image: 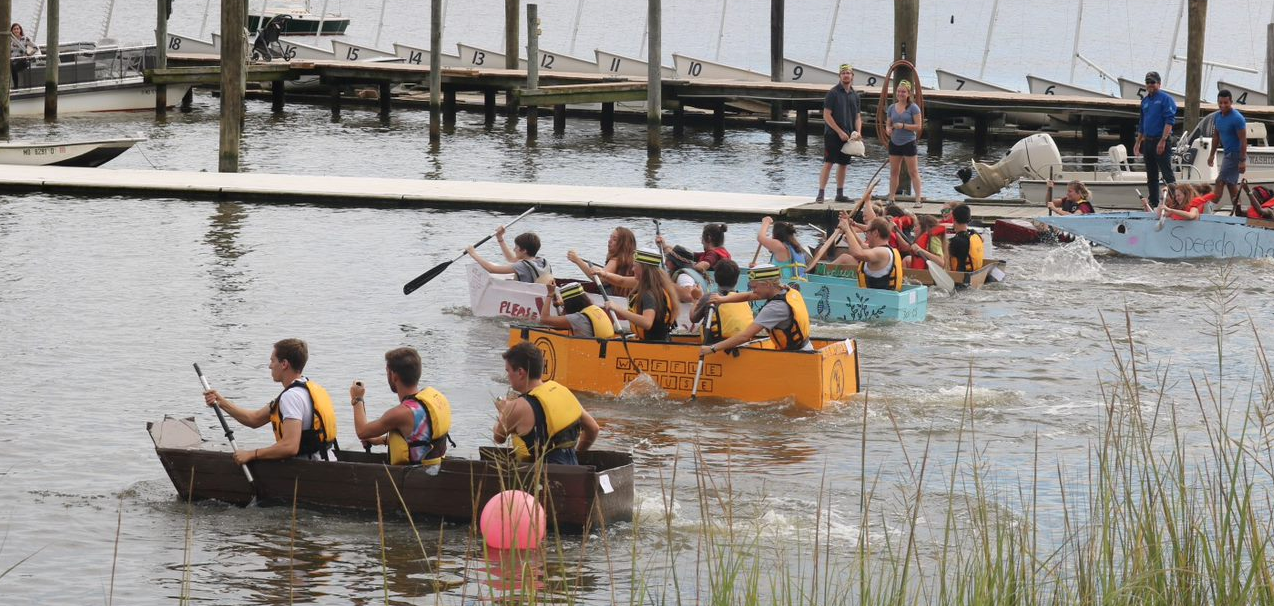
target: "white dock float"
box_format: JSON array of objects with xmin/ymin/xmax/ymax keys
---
[{"xmin": 0, "ymin": 165, "xmax": 805, "ymax": 217}]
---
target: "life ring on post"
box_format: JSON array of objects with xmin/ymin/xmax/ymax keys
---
[{"xmin": 875, "ymin": 59, "xmax": 926, "ymax": 147}]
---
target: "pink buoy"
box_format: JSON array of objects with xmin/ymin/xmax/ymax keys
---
[{"xmin": 479, "ymin": 489, "xmax": 546, "ymax": 550}]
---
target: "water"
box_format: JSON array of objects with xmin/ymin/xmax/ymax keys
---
[{"xmin": 3, "ymin": 1, "xmax": 1274, "ymax": 602}]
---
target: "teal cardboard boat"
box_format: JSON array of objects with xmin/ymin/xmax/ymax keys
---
[{"xmin": 729, "ymin": 264, "xmax": 929, "ymax": 323}]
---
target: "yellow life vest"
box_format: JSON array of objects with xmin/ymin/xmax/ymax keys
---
[
  {"xmin": 703, "ymin": 298, "xmax": 755, "ymax": 344},
  {"xmin": 629, "ymin": 289, "xmax": 676, "ymax": 341},
  {"xmin": 579, "ymin": 304, "xmax": 616, "ymax": 339},
  {"xmin": 511, "ymin": 380, "xmax": 584, "ymax": 462},
  {"xmin": 857, "ymin": 246, "xmax": 904, "ymax": 291},
  {"xmin": 387, "ymin": 387, "xmax": 453, "ymax": 467},
  {"xmin": 765, "ymin": 288, "xmax": 811, "ymax": 351},
  {"xmin": 948, "ymin": 230, "xmax": 985, "ymax": 272},
  {"xmin": 269, "ymin": 380, "xmax": 339, "ymax": 460}
]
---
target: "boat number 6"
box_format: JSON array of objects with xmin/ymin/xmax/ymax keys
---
[{"xmin": 1044, "ymin": 85, "xmax": 1056, "ymax": 95}]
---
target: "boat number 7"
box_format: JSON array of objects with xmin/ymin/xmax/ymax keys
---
[{"xmin": 955, "ymin": 78, "xmax": 965, "ymax": 90}]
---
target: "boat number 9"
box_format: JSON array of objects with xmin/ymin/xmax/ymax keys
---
[
  {"xmin": 168, "ymin": 37, "xmax": 181, "ymax": 51},
  {"xmin": 472, "ymin": 50, "xmax": 485, "ymax": 65},
  {"xmin": 688, "ymin": 61, "xmax": 702, "ymax": 77},
  {"xmin": 408, "ymin": 51, "xmax": 423, "ymax": 64},
  {"xmin": 955, "ymin": 78, "xmax": 965, "ymax": 90},
  {"xmin": 541, "ymin": 54, "xmax": 554, "ymax": 69},
  {"xmin": 1044, "ymin": 85, "xmax": 1056, "ymax": 95},
  {"xmin": 791, "ymin": 65, "xmax": 803, "ymax": 80},
  {"xmin": 346, "ymin": 47, "xmax": 360, "ymax": 61}
]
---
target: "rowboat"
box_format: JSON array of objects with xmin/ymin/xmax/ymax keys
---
[
  {"xmin": 1217, "ymin": 80, "xmax": 1268, "ymax": 106},
  {"xmin": 0, "ymin": 135, "xmax": 145, "ymax": 167},
  {"xmin": 1024, "ymin": 74, "xmax": 1112, "ymax": 98},
  {"xmin": 455, "ymin": 43, "xmax": 597, "ymax": 73},
  {"xmin": 1117, "ymin": 77, "xmax": 1187, "ymax": 103},
  {"xmin": 934, "ymin": 68, "xmax": 1047, "ymax": 128},
  {"xmin": 507, "ymin": 326, "xmax": 859, "ymax": 411},
  {"xmin": 164, "ymin": 33, "xmax": 218, "ymax": 55},
  {"xmin": 393, "ymin": 42, "xmax": 462, "ymax": 68},
  {"xmin": 904, "ymin": 260, "xmax": 1006, "ymax": 289},
  {"xmin": 594, "ymin": 49, "xmax": 676, "ymax": 78},
  {"xmin": 148, "ymin": 417, "xmax": 632, "ymax": 527},
  {"xmin": 1036, "ymin": 212, "xmax": 1274, "ymax": 259}
]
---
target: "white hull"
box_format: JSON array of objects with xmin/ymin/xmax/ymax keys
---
[
  {"xmin": 165, "ymin": 33, "xmax": 217, "ymax": 55},
  {"xmin": 936, "ymin": 69, "xmax": 1014, "ymax": 92},
  {"xmin": 0, "ymin": 136, "xmax": 145, "ymax": 167},
  {"xmin": 1025, "ymin": 74, "xmax": 1111, "ymax": 98},
  {"xmin": 9, "ymin": 78, "xmax": 193, "ymax": 116},
  {"xmin": 1020, "ymin": 173, "xmax": 1274, "ymax": 209},
  {"xmin": 455, "ymin": 43, "xmax": 526, "ymax": 69},
  {"xmin": 392, "ymin": 43, "xmax": 462, "ymax": 68},
  {"xmin": 594, "ymin": 49, "xmax": 675, "ymax": 78},
  {"xmin": 211, "ymin": 32, "xmax": 334, "ymax": 60},
  {"xmin": 672, "ymin": 53, "xmax": 766, "ymax": 80},
  {"xmin": 332, "ymin": 41, "xmax": 397, "ymax": 62},
  {"xmin": 1118, "ymin": 77, "xmax": 1186, "ymax": 104},
  {"xmin": 1216, "ymin": 81, "xmax": 1268, "ymax": 106}
]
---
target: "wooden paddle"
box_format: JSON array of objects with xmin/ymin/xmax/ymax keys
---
[
  {"xmin": 402, "ymin": 205, "xmax": 538, "ymax": 295},
  {"xmin": 896, "ymin": 223, "xmax": 955, "ymax": 292},
  {"xmin": 581, "ymin": 260, "xmax": 646, "ymax": 380},
  {"xmin": 807, "ymin": 177, "xmax": 881, "ymax": 271},
  {"xmin": 194, "ymin": 363, "xmax": 257, "ymax": 490},
  {"xmin": 690, "ymin": 306, "xmax": 715, "ymax": 400},
  {"xmin": 1045, "ymin": 167, "xmax": 1055, "ymax": 216},
  {"xmin": 653, "ymin": 218, "xmax": 665, "ymax": 267}
]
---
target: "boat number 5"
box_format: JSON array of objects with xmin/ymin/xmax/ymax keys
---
[
  {"xmin": 791, "ymin": 65, "xmax": 803, "ymax": 80},
  {"xmin": 168, "ymin": 37, "xmax": 181, "ymax": 51},
  {"xmin": 688, "ymin": 61, "xmax": 702, "ymax": 77},
  {"xmin": 472, "ymin": 50, "xmax": 485, "ymax": 66},
  {"xmin": 1044, "ymin": 85, "xmax": 1056, "ymax": 95},
  {"xmin": 346, "ymin": 47, "xmax": 360, "ymax": 61}
]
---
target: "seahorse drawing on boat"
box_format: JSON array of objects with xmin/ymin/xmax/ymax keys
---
[{"xmin": 816, "ymin": 285, "xmax": 832, "ymax": 318}]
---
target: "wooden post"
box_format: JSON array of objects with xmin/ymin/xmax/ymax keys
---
[
  {"xmin": 1266, "ymin": 23, "xmax": 1273, "ymax": 105},
  {"xmin": 647, "ymin": 0, "xmax": 662, "ymax": 155},
  {"xmin": 553, "ymin": 104, "xmax": 565, "ymax": 134},
  {"xmin": 713, "ymin": 101, "xmax": 725, "ymax": 140},
  {"xmin": 1, "ymin": 0, "xmax": 10, "ymax": 138},
  {"xmin": 1081, "ymin": 117, "xmax": 1099, "ymax": 163},
  {"xmin": 602, "ymin": 102, "xmax": 615, "ymax": 135},
  {"xmin": 973, "ymin": 114, "xmax": 989, "ymax": 157},
  {"xmin": 526, "ymin": 3, "xmax": 538, "ymax": 141},
  {"xmin": 181, "ymin": 87, "xmax": 193, "ymax": 112},
  {"xmin": 44, "ymin": 0, "xmax": 59, "ymax": 120},
  {"xmin": 429, "ymin": 0, "xmax": 442, "ymax": 142},
  {"xmin": 673, "ymin": 102, "xmax": 684, "ymax": 137},
  {"xmin": 769, "ymin": 0, "xmax": 783, "ymax": 121},
  {"xmin": 795, "ymin": 104, "xmax": 808, "ymax": 146},
  {"xmin": 330, "ymin": 84, "xmax": 341, "ymax": 121},
  {"xmin": 484, "ymin": 88, "xmax": 496, "ymax": 124},
  {"xmin": 443, "ymin": 87, "xmax": 456, "ymax": 123},
  {"xmin": 155, "ymin": 0, "xmax": 168, "ymax": 115},
  {"xmin": 505, "ymin": 0, "xmax": 519, "ymax": 119},
  {"xmin": 219, "ymin": 0, "xmax": 246, "ymax": 172},
  {"xmin": 271, "ymin": 80, "xmax": 284, "ymax": 112},
  {"xmin": 926, "ymin": 111, "xmax": 944, "ymax": 156},
  {"xmin": 1183, "ymin": 0, "xmax": 1206, "ymax": 131},
  {"xmin": 378, "ymin": 81, "xmax": 391, "ymax": 120},
  {"xmin": 893, "ymin": 0, "xmax": 918, "ymax": 84}
]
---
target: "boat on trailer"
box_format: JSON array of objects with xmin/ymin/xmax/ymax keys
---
[
  {"xmin": 1036, "ymin": 212, "xmax": 1274, "ymax": 260},
  {"xmin": 0, "ymin": 135, "xmax": 145, "ymax": 167},
  {"xmin": 148, "ymin": 417, "xmax": 632, "ymax": 527}
]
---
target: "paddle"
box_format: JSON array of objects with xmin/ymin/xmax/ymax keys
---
[
  {"xmin": 896, "ymin": 223, "xmax": 955, "ymax": 292},
  {"xmin": 402, "ymin": 205, "xmax": 539, "ymax": 295},
  {"xmin": 1045, "ymin": 167, "xmax": 1055, "ymax": 216},
  {"xmin": 194, "ymin": 363, "xmax": 257, "ymax": 489},
  {"xmin": 690, "ymin": 306, "xmax": 715, "ymax": 400},
  {"xmin": 653, "ymin": 219, "xmax": 665, "ymax": 267},
  {"xmin": 580, "ymin": 258, "xmax": 645, "ymax": 379},
  {"xmin": 1152, "ymin": 187, "xmax": 1170, "ymax": 232}
]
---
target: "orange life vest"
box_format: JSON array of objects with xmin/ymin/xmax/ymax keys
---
[{"xmin": 907, "ymin": 226, "xmax": 946, "ymax": 270}]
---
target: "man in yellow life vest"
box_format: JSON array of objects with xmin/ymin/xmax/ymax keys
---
[
  {"xmin": 348, "ymin": 347, "xmax": 453, "ymax": 472},
  {"xmin": 493, "ymin": 342, "xmax": 600, "ymax": 465},
  {"xmin": 832, "ymin": 216, "xmax": 904, "ymax": 291},
  {"xmin": 947, "ymin": 203, "xmax": 985, "ymax": 272},
  {"xmin": 203, "ymin": 338, "xmax": 339, "ymax": 465},
  {"xmin": 537, "ymin": 281, "xmax": 616, "ymax": 338},
  {"xmin": 699, "ymin": 264, "xmax": 812, "ymax": 354}
]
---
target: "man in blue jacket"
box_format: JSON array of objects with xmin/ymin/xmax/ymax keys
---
[{"xmin": 1133, "ymin": 71, "xmax": 1177, "ymax": 209}]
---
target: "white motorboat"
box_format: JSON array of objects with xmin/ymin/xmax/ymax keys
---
[
  {"xmin": 594, "ymin": 49, "xmax": 675, "ymax": 78},
  {"xmin": 1118, "ymin": 77, "xmax": 1187, "ymax": 104},
  {"xmin": 672, "ymin": 53, "xmax": 765, "ymax": 80},
  {"xmin": 392, "ymin": 43, "xmax": 462, "ymax": 68},
  {"xmin": 1216, "ymin": 80, "xmax": 1268, "ymax": 106},
  {"xmin": 8, "ymin": 45, "xmax": 193, "ymax": 116},
  {"xmin": 0, "ymin": 135, "xmax": 145, "ymax": 167},
  {"xmin": 247, "ymin": 1, "xmax": 349, "ymax": 35},
  {"xmin": 956, "ymin": 118, "xmax": 1274, "ymax": 209}
]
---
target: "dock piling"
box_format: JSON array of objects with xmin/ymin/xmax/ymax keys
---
[
  {"xmin": 483, "ymin": 89, "xmax": 496, "ymax": 125},
  {"xmin": 1183, "ymin": 0, "xmax": 1206, "ymax": 131},
  {"xmin": 329, "ymin": 85, "xmax": 341, "ymax": 121},
  {"xmin": 443, "ymin": 87, "xmax": 456, "ymax": 123},
  {"xmin": 973, "ymin": 114, "xmax": 988, "ymax": 157},
  {"xmin": 1266, "ymin": 23, "xmax": 1273, "ymax": 104},
  {"xmin": 893, "ymin": 0, "xmax": 919, "ymax": 84},
  {"xmin": 504, "ymin": 0, "xmax": 519, "ymax": 119},
  {"xmin": 553, "ymin": 104, "xmax": 566, "ymax": 134},
  {"xmin": 1081, "ymin": 117, "xmax": 1099, "ymax": 163},
  {"xmin": 378, "ymin": 82, "xmax": 391, "ymax": 120},
  {"xmin": 44, "ymin": 0, "xmax": 58, "ymax": 120},
  {"xmin": 713, "ymin": 101, "xmax": 726, "ymax": 140},
  {"xmin": 647, "ymin": 0, "xmax": 662, "ymax": 155},
  {"xmin": 526, "ymin": 3, "xmax": 539, "ymax": 141},
  {"xmin": 271, "ymin": 80, "xmax": 284, "ymax": 112},
  {"xmin": 218, "ymin": 0, "xmax": 246, "ymax": 172},
  {"xmin": 181, "ymin": 87, "xmax": 193, "ymax": 112},
  {"xmin": 794, "ymin": 104, "xmax": 808, "ymax": 146},
  {"xmin": 673, "ymin": 103, "xmax": 685, "ymax": 138},
  {"xmin": 155, "ymin": 0, "xmax": 168, "ymax": 115},
  {"xmin": 1, "ymin": 0, "xmax": 10, "ymax": 137},
  {"xmin": 769, "ymin": 0, "xmax": 783, "ymax": 121},
  {"xmin": 429, "ymin": 0, "xmax": 442, "ymax": 141},
  {"xmin": 926, "ymin": 111, "xmax": 944, "ymax": 156},
  {"xmin": 602, "ymin": 102, "xmax": 615, "ymax": 135}
]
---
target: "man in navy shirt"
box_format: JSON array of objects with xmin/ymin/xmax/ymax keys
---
[
  {"xmin": 1207, "ymin": 89, "xmax": 1247, "ymax": 214},
  {"xmin": 1133, "ymin": 71, "xmax": 1177, "ymax": 209},
  {"xmin": 818, "ymin": 64, "xmax": 863, "ymax": 203}
]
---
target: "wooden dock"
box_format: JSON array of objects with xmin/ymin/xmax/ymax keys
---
[{"xmin": 1, "ymin": 164, "xmax": 1049, "ymax": 223}]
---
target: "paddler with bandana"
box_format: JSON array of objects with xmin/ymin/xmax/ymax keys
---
[
  {"xmin": 538, "ymin": 281, "xmax": 616, "ymax": 339},
  {"xmin": 699, "ymin": 263, "xmax": 812, "ymax": 354},
  {"xmin": 494, "ymin": 342, "xmax": 600, "ymax": 465},
  {"xmin": 604, "ymin": 248, "xmax": 680, "ymax": 342},
  {"xmin": 349, "ymin": 347, "xmax": 453, "ymax": 472},
  {"xmin": 202, "ymin": 338, "xmax": 339, "ymax": 464}
]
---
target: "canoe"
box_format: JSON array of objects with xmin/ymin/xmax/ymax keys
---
[
  {"xmin": 993, "ymin": 218, "xmax": 1042, "ymax": 244},
  {"xmin": 904, "ymin": 260, "xmax": 1006, "ymax": 289},
  {"xmin": 1036, "ymin": 212, "xmax": 1274, "ymax": 259},
  {"xmin": 508, "ymin": 325, "xmax": 860, "ymax": 411},
  {"xmin": 148, "ymin": 417, "xmax": 632, "ymax": 527},
  {"xmin": 0, "ymin": 135, "xmax": 145, "ymax": 167},
  {"xmin": 737, "ymin": 266, "xmax": 928, "ymax": 323}
]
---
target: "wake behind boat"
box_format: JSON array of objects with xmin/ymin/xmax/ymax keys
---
[
  {"xmin": 0, "ymin": 135, "xmax": 145, "ymax": 167},
  {"xmin": 1036, "ymin": 212, "xmax": 1274, "ymax": 259}
]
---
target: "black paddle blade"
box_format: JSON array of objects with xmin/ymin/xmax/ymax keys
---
[{"xmin": 403, "ymin": 260, "xmax": 453, "ymax": 295}]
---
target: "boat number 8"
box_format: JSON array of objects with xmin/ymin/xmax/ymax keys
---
[
  {"xmin": 791, "ymin": 65, "xmax": 803, "ymax": 80},
  {"xmin": 1044, "ymin": 85, "xmax": 1056, "ymax": 95},
  {"xmin": 689, "ymin": 62, "xmax": 702, "ymax": 77}
]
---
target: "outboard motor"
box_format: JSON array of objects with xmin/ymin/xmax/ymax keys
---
[{"xmin": 954, "ymin": 133, "xmax": 1063, "ymax": 198}]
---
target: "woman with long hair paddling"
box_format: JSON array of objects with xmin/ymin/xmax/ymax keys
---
[
  {"xmin": 603, "ymin": 249, "xmax": 680, "ymax": 342},
  {"xmin": 885, "ymin": 80, "xmax": 924, "ymax": 208},
  {"xmin": 757, "ymin": 217, "xmax": 812, "ymax": 281},
  {"xmin": 568, "ymin": 226, "xmax": 637, "ymax": 297}
]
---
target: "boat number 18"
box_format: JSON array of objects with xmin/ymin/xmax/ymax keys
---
[{"xmin": 168, "ymin": 37, "xmax": 181, "ymax": 51}]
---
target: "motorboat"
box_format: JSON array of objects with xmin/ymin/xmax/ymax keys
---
[
  {"xmin": 0, "ymin": 135, "xmax": 145, "ymax": 167},
  {"xmin": 8, "ymin": 44, "xmax": 192, "ymax": 116},
  {"xmin": 247, "ymin": 0, "xmax": 349, "ymax": 35}
]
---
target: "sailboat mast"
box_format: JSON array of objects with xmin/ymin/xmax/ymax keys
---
[
  {"xmin": 313, "ymin": 0, "xmax": 330, "ymax": 43},
  {"xmin": 99, "ymin": 0, "xmax": 116, "ymax": 42},
  {"xmin": 822, "ymin": 0, "xmax": 843, "ymax": 65},
  {"xmin": 568, "ymin": 0, "xmax": 584, "ymax": 55},
  {"xmin": 32, "ymin": 0, "xmax": 46, "ymax": 40},
  {"xmin": 1069, "ymin": 0, "xmax": 1084, "ymax": 82},
  {"xmin": 978, "ymin": 0, "xmax": 1001, "ymax": 80},
  {"xmin": 1163, "ymin": 0, "xmax": 1185, "ymax": 85},
  {"xmin": 714, "ymin": 0, "xmax": 728, "ymax": 62},
  {"xmin": 374, "ymin": 0, "xmax": 388, "ymax": 47},
  {"xmin": 199, "ymin": 0, "xmax": 212, "ymax": 38}
]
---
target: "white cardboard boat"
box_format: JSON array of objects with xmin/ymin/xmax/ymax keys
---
[{"xmin": 0, "ymin": 135, "xmax": 145, "ymax": 167}]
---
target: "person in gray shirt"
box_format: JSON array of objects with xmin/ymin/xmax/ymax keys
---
[
  {"xmin": 818, "ymin": 64, "xmax": 864, "ymax": 203},
  {"xmin": 885, "ymin": 80, "xmax": 924, "ymax": 207},
  {"xmin": 699, "ymin": 264, "xmax": 813, "ymax": 354},
  {"xmin": 537, "ymin": 282, "xmax": 615, "ymax": 339},
  {"xmin": 466, "ymin": 226, "xmax": 552, "ymax": 283}
]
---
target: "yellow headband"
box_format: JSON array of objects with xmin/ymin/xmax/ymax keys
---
[
  {"xmin": 635, "ymin": 249, "xmax": 663, "ymax": 267},
  {"xmin": 896, "ymin": 79, "xmax": 913, "ymax": 92},
  {"xmin": 839, "ymin": 64, "xmax": 853, "ymax": 74},
  {"xmin": 558, "ymin": 282, "xmax": 586, "ymax": 300},
  {"xmin": 748, "ymin": 264, "xmax": 783, "ymax": 282}
]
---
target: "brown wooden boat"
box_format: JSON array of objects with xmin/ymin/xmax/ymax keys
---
[{"xmin": 148, "ymin": 417, "xmax": 633, "ymax": 528}]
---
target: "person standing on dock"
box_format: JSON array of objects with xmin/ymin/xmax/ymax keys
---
[
  {"xmin": 886, "ymin": 81, "xmax": 924, "ymax": 208},
  {"xmin": 202, "ymin": 339, "xmax": 339, "ymax": 464},
  {"xmin": 817, "ymin": 64, "xmax": 863, "ymax": 202},
  {"xmin": 1133, "ymin": 71, "xmax": 1177, "ymax": 209},
  {"xmin": 466, "ymin": 226, "xmax": 552, "ymax": 284},
  {"xmin": 1207, "ymin": 89, "xmax": 1247, "ymax": 214},
  {"xmin": 348, "ymin": 347, "xmax": 453, "ymax": 471},
  {"xmin": 494, "ymin": 342, "xmax": 599, "ymax": 466}
]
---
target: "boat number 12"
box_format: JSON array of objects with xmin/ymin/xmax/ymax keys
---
[{"xmin": 540, "ymin": 54, "xmax": 554, "ymax": 69}]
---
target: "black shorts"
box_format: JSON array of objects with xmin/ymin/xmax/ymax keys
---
[
  {"xmin": 888, "ymin": 140, "xmax": 918, "ymax": 157},
  {"xmin": 823, "ymin": 133, "xmax": 854, "ymax": 166}
]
